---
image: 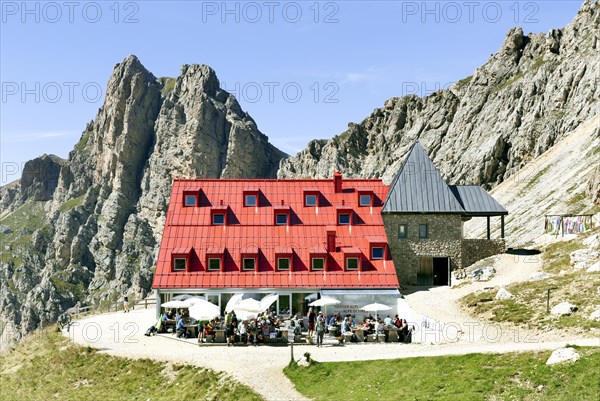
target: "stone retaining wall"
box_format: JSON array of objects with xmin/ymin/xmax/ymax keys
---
[{"xmin": 462, "ymin": 238, "xmax": 506, "ymax": 268}]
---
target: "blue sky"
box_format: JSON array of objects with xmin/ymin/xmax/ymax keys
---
[{"xmin": 0, "ymin": 1, "xmax": 583, "ymax": 184}]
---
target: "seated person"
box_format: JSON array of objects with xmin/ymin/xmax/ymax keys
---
[
  {"xmin": 384, "ymin": 315, "xmax": 393, "ymax": 328},
  {"xmin": 340, "ymin": 317, "xmax": 351, "ymax": 334},
  {"xmin": 176, "ymin": 316, "xmax": 187, "ymax": 338},
  {"xmin": 204, "ymin": 320, "xmax": 215, "ymax": 340},
  {"xmin": 239, "ymin": 321, "xmax": 249, "ymax": 344}
]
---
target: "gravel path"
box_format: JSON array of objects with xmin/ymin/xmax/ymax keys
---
[{"xmin": 66, "ymin": 306, "xmax": 598, "ymax": 401}]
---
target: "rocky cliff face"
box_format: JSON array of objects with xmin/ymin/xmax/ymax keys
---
[
  {"xmin": 279, "ymin": 1, "xmax": 600, "ymax": 191},
  {"xmin": 0, "ymin": 56, "xmax": 286, "ymax": 347}
]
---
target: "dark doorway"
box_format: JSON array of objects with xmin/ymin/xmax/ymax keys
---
[{"xmin": 433, "ymin": 257, "xmax": 449, "ymax": 286}]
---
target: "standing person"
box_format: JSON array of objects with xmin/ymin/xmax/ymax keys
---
[
  {"xmin": 315, "ymin": 311, "xmax": 325, "ymax": 347},
  {"xmin": 123, "ymin": 292, "xmax": 129, "ymax": 313},
  {"xmin": 230, "ymin": 311, "xmax": 238, "ymax": 345},
  {"xmin": 306, "ymin": 307, "xmax": 316, "ymax": 343},
  {"xmin": 225, "ymin": 311, "xmax": 233, "ymax": 346}
]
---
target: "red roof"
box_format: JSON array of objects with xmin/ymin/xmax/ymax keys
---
[{"xmin": 152, "ymin": 175, "xmax": 399, "ymax": 290}]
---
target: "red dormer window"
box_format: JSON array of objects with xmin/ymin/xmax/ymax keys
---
[
  {"xmin": 275, "ymin": 246, "xmax": 293, "ymax": 271},
  {"xmin": 357, "ymin": 189, "xmax": 373, "ymax": 207},
  {"xmin": 274, "ymin": 202, "xmax": 291, "ymax": 226},
  {"xmin": 241, "ymin": 246, "xmax": 259, "ymax": 271},
  {"xmin": 309, "ymin": 246, "xmax": 328, "ymax": 271},
  {"xmin": 243, "ymin": 188, "xmax": 259, "ymax": 207},
  {"xmin": 206, "ymin": 246, "xmax": 225, "ymax": 271},
  {"xmin": 172, "ymin": 247, "xmax": 192, "ymax": 272},
  {"xmin": 183, "ymin": 190, "xmax": 199, "ymax": 207},
  {"xmin": 211, "ymin": 203, "xmax": 228, "ymax": 225},
  {"xmin": 303, "ymin": 189, "xmax": 320, "ymax": 207},
  {"xmin": 336, "ymin": 205, "xmax": 353, "ymax": 225},
  {"xmin": 343, "ymin": 247, "xmax": 362, "ymax": 271},
  {"xmin": 366, "ymin": 236, "xmax": 388, "ymax": 260}
]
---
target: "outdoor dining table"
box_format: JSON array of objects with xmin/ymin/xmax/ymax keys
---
[
  {"xmin": 352, "ymin": 328, "xmax": 365, "ymax": 342},
  {"xmin": 214, "ymin": 329, "xmax": 226, "ymax": 343},
  {"xmin": 388, "ymin": 329, "xmax": 399, "ymax": 342}
]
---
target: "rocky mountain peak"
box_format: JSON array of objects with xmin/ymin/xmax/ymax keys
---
[
  {"xmin": 279, "ymin": 1, "xmax": 599, "ymax": 189},
  {"xmin": 177, "ymin": 64, "xmax": 221, "ymax": 97},
  {"xmin": 0, "ymin": 56, "xmax": 286, "ymax": 347}
]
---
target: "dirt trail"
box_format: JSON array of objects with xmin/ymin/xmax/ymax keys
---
[{"xmin": 66, "ymin": 305, "xmax": 598, "ymax": 401}]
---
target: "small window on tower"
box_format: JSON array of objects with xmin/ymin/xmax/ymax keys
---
[{"xmin": 398, "ymin": 224, "xmax": 408, "ymax": 239}]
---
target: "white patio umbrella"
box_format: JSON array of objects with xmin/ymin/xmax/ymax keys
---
[
  {"xmin": 225, "ymin": 294, "xmax": 245, "ymax": 313},
  {"xmin": 234, "ymin": 298, "xmax": 264, "ymax": 313},
  {"xmin": 260, "ymin": 293, "xmax": 278, "ymax": 312},
  {"xmin": 234, "ymin": 310, "xmax": 258, "ymax": 321},
  {"xmin": 309, "ymin": 296, "xmax": 340, "ymax": 307},
  {"xmin": 360, "ymin": 303, "xmax": 392, "ymax": 321},
  {"xmin": 309, "ymin": 296, "xmax": 341, "ymax": 319},
  {"xmin": 305, "ymin": 293, "xmax": 318, "ymax": 301},
  {"xmin": 188, "ymin": 300, "xmax": 220, "ymax": 321},
  {"xmin": 161, "ymin": 300, "xmax": 190, "ymax": 309},
  {"xmin": 183, "ymin": 297, "xmax": 210, "ymax": 307}
]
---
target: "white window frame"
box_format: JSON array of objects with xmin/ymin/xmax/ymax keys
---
[
  {"xmin": 338, "ymin": 213, "xmax": 351, "ymax": 225},
  {"xmin": 311, "ymin": 257, "xmax": 325, "ymax": 271},
  {"xmin": 359, "ymin": 194, "xmax": 371, "ymax": 207},
  {"xmin": 305, "ymin": 194, "xmax": 317, "ymax": 207},
  {"xmin": 419, "ymin": 224, "xmax": 428, "ymax": 239},
  {"xmin": 173, "ymin": 257, "xmax": 187, "ymax": 271},
  {"xmin": 277, "ymin": 258, "xmax": 290, "ymax": 271},
  {"xmin": 371, "ymin": 247, "xmax": 384, "ymax": 260},
  {"xmin": 208, "ymin": 258, "xmax": 221, "ymax": 271},
  {"xmin": 245, "ymin": 194, "xmax": 257, "ymax": 207},
  {"xmin": 184, "ymin": 195, "xmax": 196, "ymax": 207},
  {"xmin": 275, "ymin": 213, "xmax": 288, "ymax": 225},
  {"xmin": 212, "ymin": 213, "xmax": 225, "ymax": 225},
  {"xmin": 242, "ymin": 257, "xmax": 256, "ymax": 271},
  {"xmin": 346, "ymin": 257, "xmax": 359, "ymax": 270},
  {"xmin": 398, "ymin": 224, "xmax": 408, "ymax": 239}
]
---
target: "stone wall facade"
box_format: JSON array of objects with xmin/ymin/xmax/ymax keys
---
[
  {"xmin": 383, "ymin": 214, "xmax": 506, "ymax": 286},
  {"xmin": 382, "ymin": 213, "xmax": 463, "ymax": 286},
  {"xmin": 462, "ymin": 239, "xmax": 506, "ymax": 269}
]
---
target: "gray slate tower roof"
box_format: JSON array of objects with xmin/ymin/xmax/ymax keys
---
[{"xmin": 382, "ymin": 142, "xmax": 507, "ymax": 215}]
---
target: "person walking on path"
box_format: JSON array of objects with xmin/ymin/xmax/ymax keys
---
[
  {"xmin": 123, "ymin": 292, "xmax": 129, "ymax": 313},
  {"xmin": 315, "ymin": 311, "xmax": 325, "ymax": 347},
  {"xmin": 306, "ymin": 307, "xmax": 316, "ymax": 344}
]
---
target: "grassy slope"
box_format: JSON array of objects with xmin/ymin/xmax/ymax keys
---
[
  {"xmin": 0, "ymin": 328, "xmax": 263, "ymax": 401},
  {"xmin": 460, "ymin": 228, "xmax": 600, "ymax": 332},
  {"xmin": 285, "ymin": 347, "xmax": 600, "ymax": 401},
  {"xmin": 0, "ymin": 201, "xmax": 47, "ymax": 266}
]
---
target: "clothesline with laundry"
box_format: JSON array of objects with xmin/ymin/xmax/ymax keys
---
[{"xmin": 544, "ymin": 214, "xmax": 594, "ymax": 237}]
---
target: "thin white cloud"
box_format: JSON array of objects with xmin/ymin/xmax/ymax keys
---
[
  {"xmin": 1, "ymin": 131, "xmax": 78, "ymax": 142},
  {"xmin": 344, "ymin": 72, "xmax": 370, "ymax": 83}
]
